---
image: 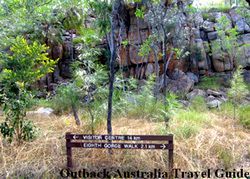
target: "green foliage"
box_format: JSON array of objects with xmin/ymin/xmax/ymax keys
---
[
  {"xmin": 170, "ymin": 110, "xmax": 209, "ymax": 139},
  {"xmin": 190, "ymin": 96, "xmax": 207, "ymax": 112},
  {"xmin": 51, "ymin": 83, "xmax": 82, "ymax": 114},
  {"xmin": 228, "ymin": 67, "xmax": 248, "ymax": 106},
  {"xmin": 197, "ymin": 76, "xmax": 221, "ymax": 90},
  {"xmin": 198, "ymin": 2, "xmax": 231, "ymax": 13},
  {"xmin": 228, "ymin": 66, "xmax": 248, "ymax": 120},
  {"xmin": 118, "ymin": 75, "xmax": 180, "ymax": 122},
  {"xmin": 0, "ymin": 37, "xmax": 55, "ymax": 83},
  {"xmin": 138, "ymin": 35, "xmax": 154, "ymax": 57},
  {"xmin": 121, "ymin": 40, "xmax": 129, "ymax": 47},
  {"xmin": 87, "ymin": 0, "xmax": 112, "ymax": 35},
  {"xmin": 135, "ymin": 7, "xmax": 145, "ymax": 19},
  {"xmin": 0, "ymin": 36, "xmax": 55, "ymax": 143},
  {"xmin": 63, "ymin": 7, "xmax": 84, "ymax": 31},
  {"xmin": 202, "ymin": 13, "xmax": 216, "ymax": 22},
  {"xmin": 239, "ymin": 105, "xmax": 250, "ymax": 129}
]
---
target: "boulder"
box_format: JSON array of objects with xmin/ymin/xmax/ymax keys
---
[
  {"xmin": 200, "ymin": 30, "xmax": 207, "ymax": 41},
  {"xmin": 145, "ymin": 63, "xmax": 154, "ymax": 77},
  {"xmin": 206, "ymin": 89, "xmax": 225, "ymax": 97},
  {"xmin": 28, "ymin": 107, "xmax": 54, "ymax": 116},
  {"xmin": 186, "ymin": 89, "xmax": 206, "ymax": 100},
  {"xmin": 207, "ymin": 31, "xmax": 218, "ymax": 41},
  {"xmin": 163, "ymin": 69, "xmax": 195, "ymax": 94},
  {"xmin": 238, "ymin": 34, "xmax": 250, "ymax": 67},
  {"xmin": 207, "ymin": 99, "xmax": 222, "ymax": 108},
  {"xmin": 243, "ymin": 70, "xmax": 250, "ymax": 83},
  {"xmin": 186, "ymin": 72, "xmax": 199, "ymax": 84},
  {"xmin": 211, "ymin": 40, "xmax": 234, "ymax": 72},
  {"xmin": 60, "ymin": 61, "xmax": 72, "ymax": 78},
  {"xmin": 202, "ymin": 21, "xmax": 215, "ymax": 32},
  {"xmin": 52, "ymin": 44, "xmax": 63, "ymax": 60},
  {"xmin": 213, "ymin": 12, "xmax": 232, "ymax": 30},
  {"xmin": 195, "ymin": 39, "xmax": 209, "ymax": 70},
  {"xmin": 194, "ymin": 12, "xmax": 204, "ymax": 27},
  {"xmin": 193, "ymin": 28, "xmax": 201, "ymax": 39},
  {"xmin": 229, "ymin": 9, "xmax": 250, "ymax": 33}
]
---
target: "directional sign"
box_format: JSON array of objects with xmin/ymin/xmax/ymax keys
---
[
  {"xmin": 66, "ymin": 134, "xmax": 173, "ymax": 141},
  {"xmin": 65, "ymin": 133, "xmax": 174, "ymax": 173},
  {"xmin": 67, "ymin": 142, "xmax": 172, "ymax": 150}
]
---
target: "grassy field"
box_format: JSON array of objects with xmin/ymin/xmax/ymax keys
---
[{"xmin": 0, "ymin": 108, "xmax": 249, "ymax": 178}]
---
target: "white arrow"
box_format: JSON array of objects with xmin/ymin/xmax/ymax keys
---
[
  {"xmin": 73, "ymin": 135, "xmax": 77, "ymax": 140},
  {"xmin": 161, "ymin": 144, "xmax": 166, "ymax": 149}
]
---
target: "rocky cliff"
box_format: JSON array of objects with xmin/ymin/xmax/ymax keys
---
[
  {"xmin": 39, "ymin": 4, "xmax": 250, "ymax": 94},
  {"xmin": 116, "ymin": 5, "xmax": 250, "ymax": 79}
]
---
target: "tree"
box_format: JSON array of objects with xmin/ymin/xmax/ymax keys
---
[
  {"xmin": 0, "ymin": 36, "xmax": 56, "ymax": 143},
  {"xmin": 228, "ymin": 66, "xmax": 248, "ymax": 120},
  {"xmin": 106, "ymin": 0, "xmax": 119, "ymax": 137}
]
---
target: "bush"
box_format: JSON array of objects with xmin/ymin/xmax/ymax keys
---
[
  {"xmin": 0, "ymin": 37, "xmax": 55, "ymax": 143},
  {"xmin": 197, "ymin": 76, "xmax": 221, "ymax": 90},
  {"xmin": 119, "ymin": 76, "xmax": 180, "ymax": 122},
  {"xmin": 51, "ymin": 83, "xmax": 82, "ymax": 113},
  {"xmin": 217, "ymin": 102, "xmax": 234, "ymax": 117},
  {"xmin": 190, "ymin": 96, "xmax": 207, "ymax": 112},
  {"xmin": 239, "ymin": 106, "xmax": 250, "ymax": 129}
]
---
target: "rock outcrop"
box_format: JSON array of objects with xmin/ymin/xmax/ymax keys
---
[{"xmin": 115, "ymin": 5, "xmax": 250, "ymax": 79}]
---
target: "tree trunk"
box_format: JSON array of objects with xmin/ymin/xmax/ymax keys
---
[
  {"xmin": 72, "ymin": 104, "xmax": 81, "ymax": 126},
  {"xmin": 87, "ymin": 105, "xmax": 95, "ymax": 134},
  {"xmin": 162, "ymin": 30, "xmax": 168, "ymax": 100},
  {"xmin": 107, "ymin": 4, "xmax": 117, "ymax": 137}
]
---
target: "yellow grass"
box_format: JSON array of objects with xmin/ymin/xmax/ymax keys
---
[{"xmin": 0, "ymin": 111, "xmax": 249, "ymax": 178}]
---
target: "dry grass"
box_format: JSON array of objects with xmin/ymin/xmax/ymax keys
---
[{"xmin": 0, "ymin": 111, "xmax": 250, "ymax": 178}]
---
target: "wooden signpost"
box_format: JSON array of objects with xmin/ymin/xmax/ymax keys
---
[{"xmin": 65, "ymin": 133, "xmax": 174, "ymax": 172}]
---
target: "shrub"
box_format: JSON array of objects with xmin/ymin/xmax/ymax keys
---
[
  {"xmin": 190, "ymin": 96, "xmax": 207, "ymax": 112},
  {"xmin": 239, "ymin": 106, "xmax": 250, "ymax": 129},
  {"xmin": 51, "ymin": 83, "xmax": 82, "ymax": 125},
  {"xmin": 228, "ymin": 66, "xmax": 248, "ymax": 120},
  {"xmin": 119, "ymin": 76, "xmax": 180, "ymax": 122},
  {"xmin": 196, "ymin": 76, "xmax": 221, "ymax": 90},
  {"xmin": 0, "ymin": 37, "xmax": 55, "ymax": 143},
  {"xmin": 217, "ymin": 102, "xmax": 234, "ymax": 117}
]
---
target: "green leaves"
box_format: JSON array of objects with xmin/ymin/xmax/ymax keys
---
[
  {"xmin": 1, "ymin": 36, "xmax": 56, "ymax": 85},
  {"xmin": 228, "ymin": 66, "xmax": 249, "ymax": 104},
  {"xmin": 135, "ymin": 7, "xmax": 145, "ymax": 19},
  {"xmin": 138, "ymin": 35, "xmax": 154, "ymax": 57},
  {"xmin": 0, "ymin": 36, "xmax": 56, "ymax": 143}
]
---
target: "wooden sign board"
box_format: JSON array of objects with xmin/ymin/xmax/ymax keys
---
[{"xmin": 65, "ymin": 133, "xmax": 174, "ymax": 173}]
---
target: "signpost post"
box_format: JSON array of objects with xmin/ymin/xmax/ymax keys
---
[{"xmin": 65, "ymin": 133, "xmax": 174, "ymax": 174}]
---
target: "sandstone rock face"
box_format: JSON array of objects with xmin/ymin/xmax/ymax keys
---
[
  {"xmin": 202, "ymin": 21, "xmax": 215, "ymax": 32},
  {"xmin": 161, "ymin": 69, "xmax": 195, "ymax": 94},
  {"xmin": 113, "ymin": 5, "xmax": 250, "ymax": 81},
  {"xmin": 41, "ymin": 5, "xmax": 250, "ymax": 94},
  {"xmin": 207, "ymin": 31, "xmax": 218, "ymax": 41},
  {"xmin": 229, "ymin": 9, "xmax": 250, "ymax": 34},
  {"xmin": 238, "ymin": 34, "xmax": 250, "ymax": 67}
]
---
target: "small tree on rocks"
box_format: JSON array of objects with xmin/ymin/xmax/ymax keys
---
[{"xmin": 228, "ymin": 66, "xmax": 248, "ymax": 120}]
